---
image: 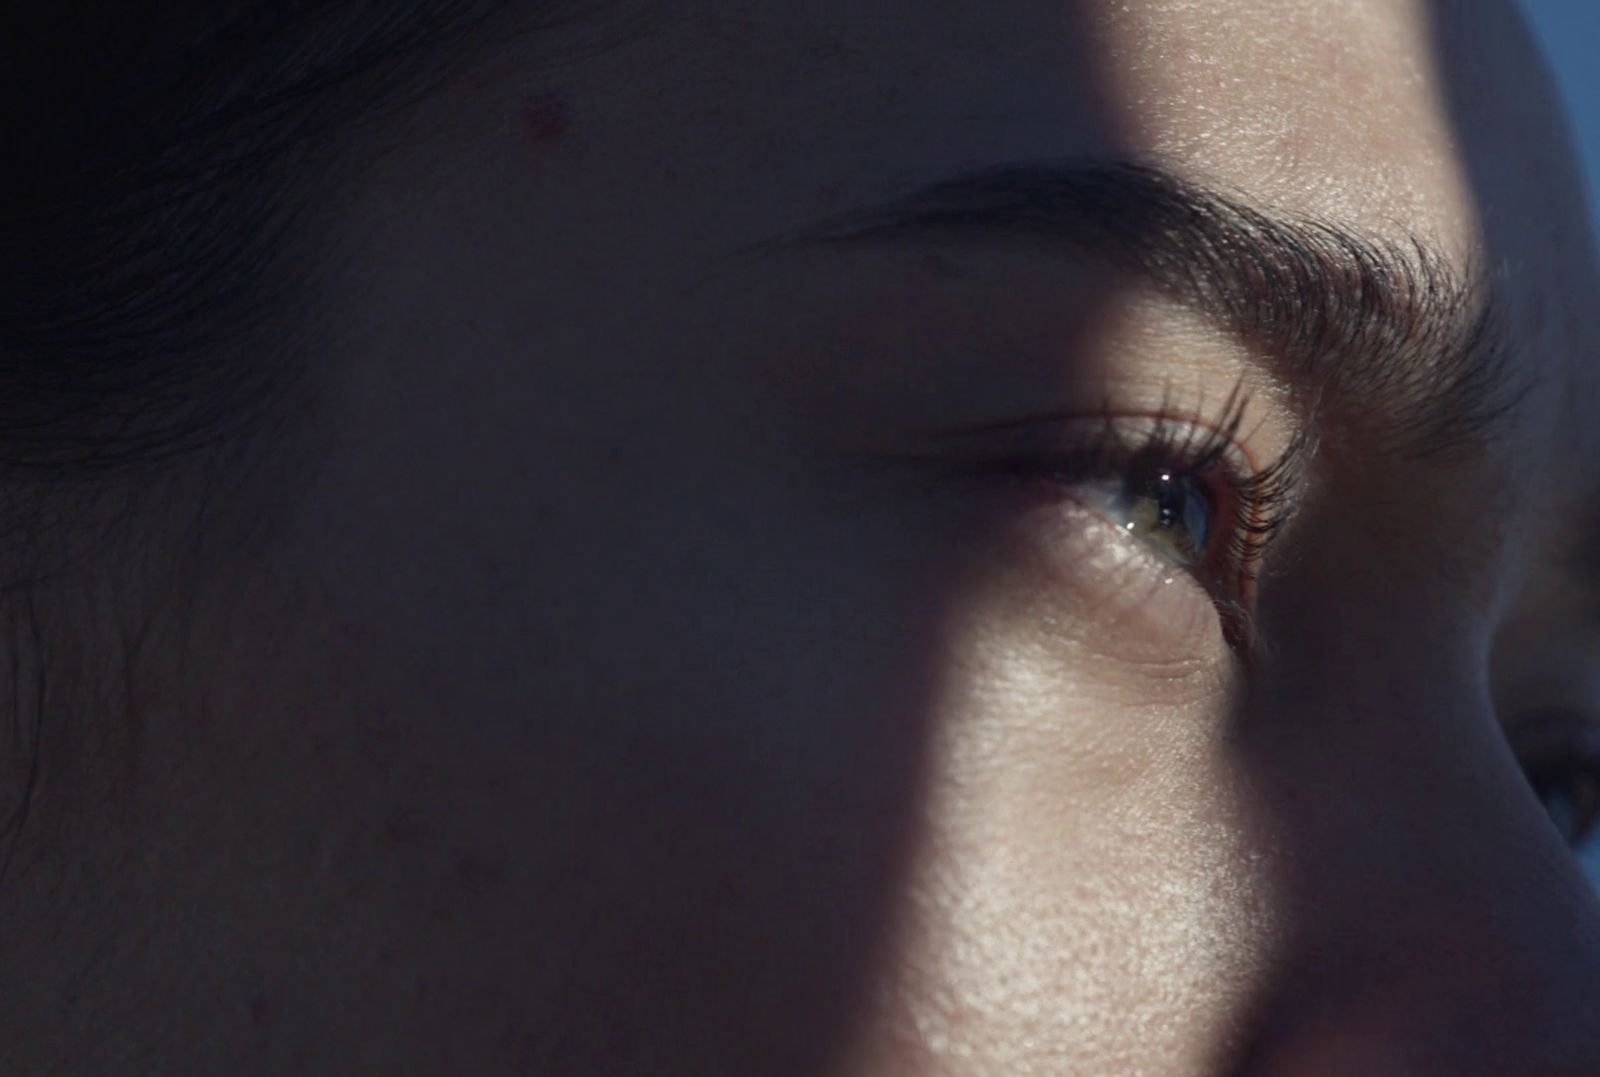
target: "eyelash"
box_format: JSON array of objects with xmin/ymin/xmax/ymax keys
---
[
  {"xmin": 1076, "ymin": 384, "xmax": 1297, "ymax": 574},
  {"xmin": 958, "ymin": 379, "xmax": 1307, "ymax": 631}
]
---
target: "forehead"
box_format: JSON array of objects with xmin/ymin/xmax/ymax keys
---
[
  {"xmin": 489, "ymin": 0, "xmax": 1597, "ymax": 444},
  {"xmin": 1092, "ymin": 0, "xmax": 1471, "ymax": 232},
  {"xmin": 543, "ymin": 1, "xmax": 1576, "ymax": 256},
  {"xmin": 560, "ymin": 1, "xmax": 1475, "ymax": 225},
  {"xmin": 1085, "ymin": 0, "xmax": 1600, "ymax": 453}
]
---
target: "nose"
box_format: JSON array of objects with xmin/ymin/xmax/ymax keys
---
[{"xmin": 1225, "ymin": 652, "xmax": 1600, "ymax": 1075}]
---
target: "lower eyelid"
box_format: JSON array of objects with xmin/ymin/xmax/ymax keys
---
[
  {"xmin": 1002, "ymin": 491, "xmax": 1232, "ymax": 664},
  {"xmin": 1009, "ymin": 462, "xmax": 1249, "ymax": 595}
]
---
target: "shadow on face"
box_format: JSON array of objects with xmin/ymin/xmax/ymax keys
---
[
  {"xmin": 5, "ymin": 1, "xmax": 1600, "ymax": 1074},
  {"xmin": 1209, "ymin": 3, "xmax": 1600, "ymax": 1073}
]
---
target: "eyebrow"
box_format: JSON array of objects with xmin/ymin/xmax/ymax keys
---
[{"xmin": 739, "ymin": 160, "xmax": 1528, "ymax": 459}]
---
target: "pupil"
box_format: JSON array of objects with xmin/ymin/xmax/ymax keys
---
[
  {"xmin": 1105, "ymin": 467, "xmax": 1217, "ymax": 569},
  {"xmin": 1155, "ymin": 475, "xmax": 1181, "ymax": 528},
  {"xmin": 1147, "ymin": 471, "xmax": 1210, "ymax": 558}
]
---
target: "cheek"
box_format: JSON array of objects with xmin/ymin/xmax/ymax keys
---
[
  {"xmin": 841, "ymin": 598, "xmax": 1272, "ymax": 1071},
  {"xmin": 952, "ymin": 489, "xmax": 1237, "ymax": 686},
  {"xmin": 164, "ymin": 455, "xmax": 987, "ymax": 1070}
]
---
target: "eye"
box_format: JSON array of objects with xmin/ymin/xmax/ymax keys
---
[
  {"xmin": 921, "ymin": 387, "xmax": 1305, "ymax": 649},
  {"xmin": 1525, "ymin": 764, "xmax": 1600, "ymax": 890},
  {"xmin": 1075, "ymin": 463, "xmax": 1221, "ymax": 571},
  {"xmin": 1508, "ymin": 711, "xmax": 1600, "ymax": 893}
]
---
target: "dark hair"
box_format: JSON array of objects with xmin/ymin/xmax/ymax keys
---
[
  {"xmin": 0, "ymin": 3, "xmax": 606, "ymax": 881},
  {"xmin": 0, "ymin": 4, "xmax": 579, "ymax": 580}
]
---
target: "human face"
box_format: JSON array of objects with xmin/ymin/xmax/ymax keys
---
[{"xmin": 13, "ymin": 0, "xmax": 1600, "ymax": 1073}]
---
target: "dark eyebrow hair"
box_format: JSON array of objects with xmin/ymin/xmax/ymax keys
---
[{"xmin": 740, "ymin": 161, "xmax": 1528, "ymax": 459}]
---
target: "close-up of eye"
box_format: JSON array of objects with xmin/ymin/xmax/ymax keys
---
[{"xmin": 937, "ymin": 388, "xmax": 1304, "ymax": 644}]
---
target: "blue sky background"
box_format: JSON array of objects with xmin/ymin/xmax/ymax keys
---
[{"xmin": 1521, "ymin": 0, "xmax": 1600, "ymax": 225}]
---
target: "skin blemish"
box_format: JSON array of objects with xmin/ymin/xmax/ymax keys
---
[
  {"xmin": 249, "ymin": 994, "xmax": 274, "ymax": 1031},
  {"xmin": 383, "ymin": 805, "xmax": 423, "ymax": 845},
  {"xmin": 454, "ymin": 849, "xmax": 506, "ymax": 893},
  {"xmin": 519, "ymin": 91, "xmax": 571, "ymax": 150}
]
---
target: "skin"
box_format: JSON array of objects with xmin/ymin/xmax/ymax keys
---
[{"xmin": 2, "ymin": 0, "xmax": 1598, "ymax": 1073}]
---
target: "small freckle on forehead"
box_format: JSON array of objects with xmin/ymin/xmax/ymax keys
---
[{"xmin": 519, "ymin": 91, "xmax": 572, "ymax": 149}]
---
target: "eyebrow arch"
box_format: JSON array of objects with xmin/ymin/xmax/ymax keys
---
[{"xmin": 739, "ymin": 160, "xmax": 1528, "ymax": 459}]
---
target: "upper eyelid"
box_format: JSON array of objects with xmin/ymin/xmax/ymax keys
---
[
  {"xmin": 921, "ymin": 408, "xmax": 1296, "ymax": 532},
  {"xmin": 917, "ymin": 399, "xmax": 1294, "ymax": 495}
]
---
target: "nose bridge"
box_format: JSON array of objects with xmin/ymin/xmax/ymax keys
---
[{"xmin": 1226, "ymin": 635, "xmax": 1600, "ymax": 1072}]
